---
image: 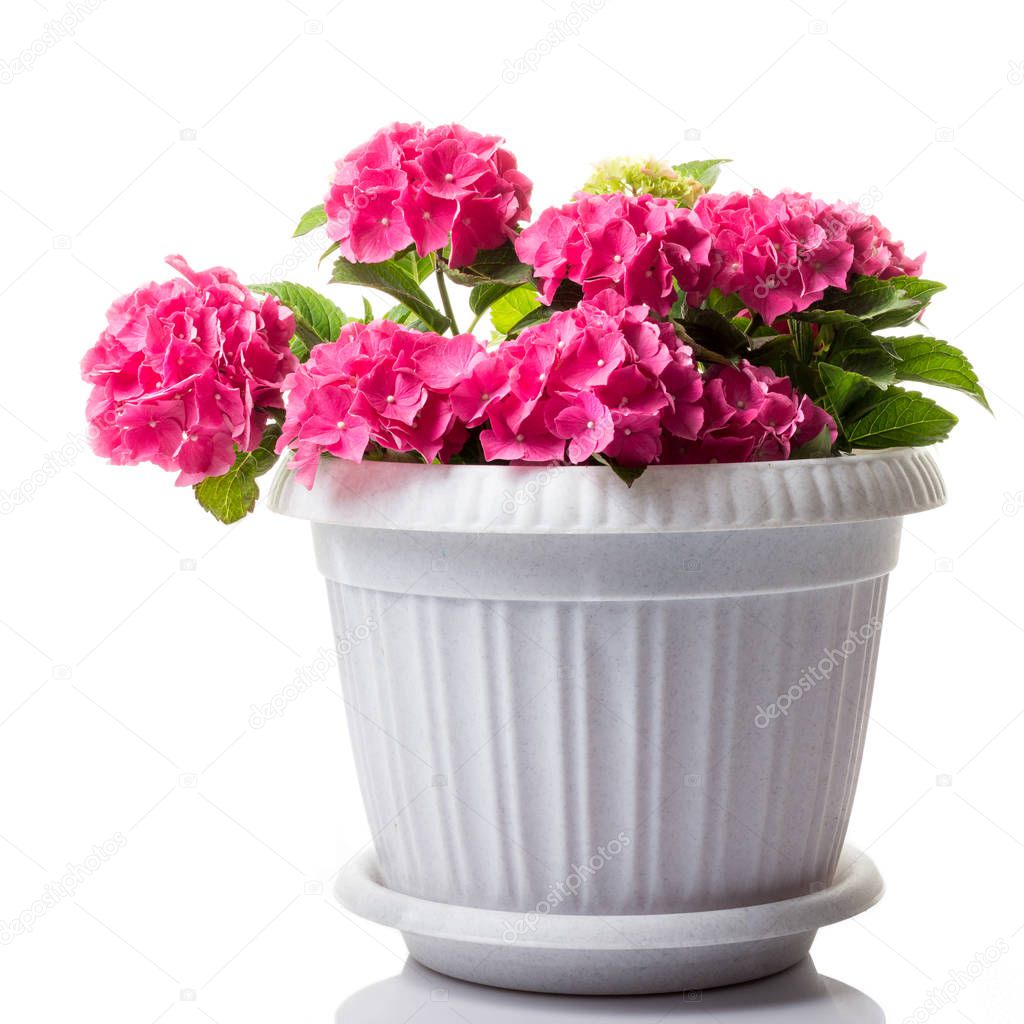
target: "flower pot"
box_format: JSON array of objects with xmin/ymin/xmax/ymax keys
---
[{"xmin": 269, "ymin": 448, "xmax": 944, "ymax": 995}]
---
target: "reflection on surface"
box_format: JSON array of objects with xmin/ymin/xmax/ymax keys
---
[{"xmin": 336, "ymin": 955, "xmax": 884, "ymax": 1022}]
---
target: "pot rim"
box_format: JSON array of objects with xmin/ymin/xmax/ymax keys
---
[{"xmin": 268, "ymin": 446, "xmax": 945, "ymax": 534}]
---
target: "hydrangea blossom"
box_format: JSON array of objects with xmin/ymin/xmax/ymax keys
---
[
  {"xmin": 690, "ymin": 190, "xmax": 925, "ymax": 322},
  {"xmin": 276, "ymin": 319, "xmax": 487, "ymax": 486},
  {"xmin": 582, "ymin": 156, "xmax": 705, "ymax": 207},
  {"xmin": 277, "ymin": 294, "xmax": 838, "ymax": 485},
  {"xmin": 828, "ymin": 200, "xmax": 926, "ymax": 280},
  {"xmin": 478, "ymin": 290, "xmax": 704, "ymax": 466},
  {"xmin": 514, "ymin": 192, "xmax": 712, "ymax": 315},
  {"xmin": 324, "ymin": 122, "xmax": 533, "ymax": 266},
  {"xmin": 664, "ymin": 360, "xmax": 838, "ymax": 464},
  {"xmin": 81, "ymin": 256, "xmax": 296, "ymax": 486}
]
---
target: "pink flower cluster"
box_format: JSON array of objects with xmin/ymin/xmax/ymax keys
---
[
  {"xmin": 278, "ymin": 292, "xmax": 838, "ymax": 485},
  {"xmin": 514, "ymin": 192, "xmax": 712, "ymax": 316},
  {"xmin": 82, "ymin": 256, "xmax": 296, "ymax": 486},
  {"xmin": 276, "ymin": 319, "xmax": 488, "ymax": 486},
  {"xmin": 476, "ymin": 290, "xmax": 703, "ymax": 465},
  {"xmin": 664, "ymin": 360, "xmax": 838, "ymax": 464},
  {"xmin": 830, "ymin": 200, "xmax": 926, "ymax": 280},
  {"xmin": 324, "ymin": 122, "xmax": 532, "ymax": 266},
  {"xmin": 690, "ymin": 190, "xmax": 926, "ymax": 322}
]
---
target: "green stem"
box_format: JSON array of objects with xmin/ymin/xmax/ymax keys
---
[
  {"xmin": 433, "ymin": 259, "xmax": 460, "ymax": 335},
  {"xmin": 466, "ymin": 310, "xmax": 484, "ymax": 333},
  {"xmin": 671, "ymin": 320, "xmax": 732, "ymax": 366}
]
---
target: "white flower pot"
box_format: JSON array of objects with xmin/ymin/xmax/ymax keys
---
[{"xmin": 270, "ymin": 448, "xmax": 944, "ymax": 995}]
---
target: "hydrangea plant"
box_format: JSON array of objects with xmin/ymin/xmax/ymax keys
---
[{"xmin": 82, "ymin": 122, "xmax": 985, "ymax": 522}]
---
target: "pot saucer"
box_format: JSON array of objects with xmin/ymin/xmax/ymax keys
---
[{"xmin": 335, "ymin": 845, "xmax": 883, "ymax": 996}]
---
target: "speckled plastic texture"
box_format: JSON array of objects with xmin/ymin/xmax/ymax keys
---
[
  {"xmin": 336, "ymin": 845, "xmax": 884, "ymax": 995},
  {"xmin": 268, "ymin": 447, "xmax": 945, "ymax": 533},
  {"xmin": 271, "ymin": 449, "xmax": 944, "ymax": 993}
]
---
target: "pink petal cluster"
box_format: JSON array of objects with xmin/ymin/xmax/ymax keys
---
[
  {"xmin": 82, "ymin": 256, "xmax": 297, "ymax": 485},
  {"xmin": 278, "ymin": 295, "xmax": 839, "ymax": 485},
  {"xmin": 514, "ymin": 191, "xmax": 712, "ymax": 315},
  {"xmin": 276, "ymin": 319, "xmax": 487, "ymax": 486},
  {"xmin": 478, "ymin": 290, "xmax": 704, "ymax": 465},
  {"xmin": 324, "ymin": 122, "xmax": 533, "ymax": 266},
  {"xmin": 690, "ymin": 190, "xmax": 925, "ymax": 322},
  {"xmin": 826, "ymin": 200, "xmax": 926, "ymax": 280},
  {"xmin": 664, "ymin": 360, "xmax": 838, "ymax": 464}
]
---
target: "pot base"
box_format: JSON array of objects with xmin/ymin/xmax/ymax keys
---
[{"xmin": 336, "ymin": 845, "xmax": 883, "ymax": 996}]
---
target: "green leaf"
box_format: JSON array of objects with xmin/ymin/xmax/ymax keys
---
[
  {"xmin": 809, "ymin": 275, "xmax": 946, "ymax": 331},
  {"xmin": 362, "ymin": 445, "xmax": 425, "ymax": 464},
  {"xmin": 251, "ymin": 282, "xmax": 349, "ymax": 358},
  {"xmin": 816, "ymin": 362, "xmax": 884, "ymax": 423},
  {"xmin": 504, "ymin": 304, "xmax": 558, "ymax": 335},
  {"xmin": 395, "ymin": 247, "xmax": 434, "ymax": 284},
  {"xmin": 887, "ymin": 335, "xmax": 989, "ymax": 409},
  {"xmin": 743, "ymin": 333, "xmax": 796, "ymax": 376},
  {"xmin": 817, "ymin": 363, "xmax": 958, "ymax": 448},
  {"xmin": 789, "ymin": 307, "xmax": 861, "ymax": 326},
  {"xmin": 331, "ymin": 256, "xmax": 449, "ymax": 333},
  {"xmin": 469, "ymin": 282, "xmax": 517, "ymax": 317},
  {"xmin": 671, "ymin": 158, "xmax": 730, "ymax": 190},
  {"xmin": 820, "ymin": 276, "xmax": 902, "ymax": 317},
  {"xmin": 791, "ymin": 425, "xmax": 835, "ymax": 460},
  {"xmin": 504, "ymin": 280, "xmax": 584, "ymax": 335},
  {"xmin": 747, "ymin": 329, "xmax": 792, "ymax": 351},
  {"xmin": 415, "ymin": 255, "xmax": 434, "ymax": 283},
  {"xmin": 293, "ymin": 203, "xmax": 327, "ymax": 237},
  {"xmin": 788, "ymin": 317, "xmax": 814, "ymax": 363},
  {"xmin": 383, "ymin": 303, "xmax": 431, "ymax": 330},
  {"xmin": 893, "ymin": 276, "xmax": 946, "ymax": 301},
  {"xmin": 706, "ymin": 288, "xmax": 746, "ymax": 318},
  {"xmin": 593, "ymin": 453, "xmax": 647, "ymax": 487},
  {"xmin": 680, "ymin": 306, "xmax": 752, "ymax": 357},
  {"xmin": 490, "ymin": 285, "xmax": 541, "ymax": 334},
  {"xmin": 318, "ymin": 240, "xmax": 340, "ymax": 267},
  {"xmin": 864, "ymin": 277, "xmax": 946, "ymax": 330},
  {"xmin": 193, "ymin": 422, "xmax": 282, "ymax": 524},
  {"xmin": 845, "ymin": 389, "xmax": 958, "ymax": 448},
  {"xmin": 361, "ymin": 297, "xmax": 373, "ymax": 323},
  {"xmin": 827, "ymin": 322, "xmax": 898, "ymax": 384},
  {"xmin": 442, "ymin": 241, "xmax": 534, "ymax": 286},
  {"xmin": 287, "ymin": 335, "xmax": 311, "ymax": 362}
]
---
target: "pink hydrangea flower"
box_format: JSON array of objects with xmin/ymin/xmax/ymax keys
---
[
  {"xmin": 664, "ymin": 360, "xmax": 837, "ymax": 463},
  {"xmin": 479, "ymin": 406, "xmax": 566, "ymax": 463},
  {"xmin": 690, "ymin": 190, "xmax": 924, "ymax": 322},
  {"xmin": 479, "ymin": 289, "xmax": 703, "ymax": 466},
  {"xmin": 324, "ymin": 122, "xmax": 533, "ymax": 267},
  {"xmin": 550, "ymin": 391, "xmax": 614, "ymax": 463},
  {"xmin": 277, "ymin": 319, "xmax": 488, "ymax": 486},
  {"xmin": 515, "ymin": 192, "xmax": 712, "ymax": 315},
  {"xmin": 279, "ymin": 300, "xmax": 835, "ymax": 479},
  {"xmin": 826, "ymin": 200, "xmax": 926, "ymax": 279},
  {"xmin": 82, "ymin": 256, "xmax": 297, "ymax": 486}
]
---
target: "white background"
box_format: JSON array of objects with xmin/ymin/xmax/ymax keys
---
[{"xmin": 1, "ymin": 0, "xmax": 1022, "ymax": 1020}]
